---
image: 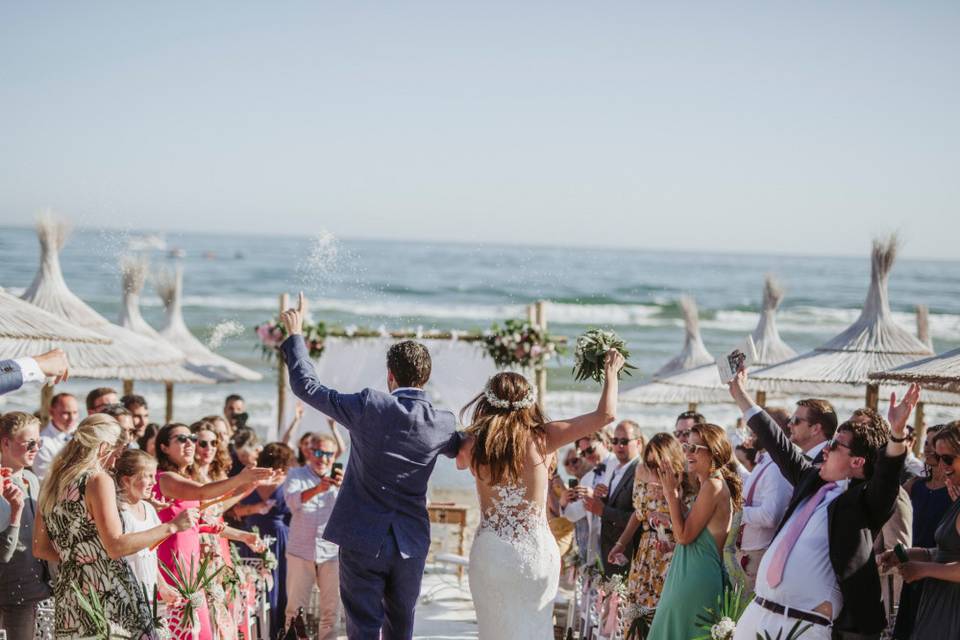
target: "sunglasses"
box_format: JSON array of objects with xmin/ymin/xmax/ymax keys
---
[
  {"xmin": 787, "ymin": 416, "xmax": 810, "ymax": 426},
  {"xmin": 19, "ymin": 439, "xmax": 40, "ymax": 452},
  {"xmin": 174, "ymin": 435, "xmax": 198, "ymax": 445},
  {"xmin": 673, "ymin": 429, "xmax": 691, "ymax": 439},
  {"xmin": 681, "ymin": 442, "xmax": 709, "ymax": 454},
  {"xmin": 197, "ymin": 439, "xmax": 218, "ymax": 449},
  {"xmin": 610, "ymin": 438, "xmax": 634, "ymax": 446},
  {"xmin": 937, "ymin": 453, "xmax": 957, "ymax": 466},
  {"xmin": 312, "ymin": 449, "xmax": 335, "ymax": 459},
  {"xmin": 577, "ymin": 446, "xmax": 596, "ymax": 457}
]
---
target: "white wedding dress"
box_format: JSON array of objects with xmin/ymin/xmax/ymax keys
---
[{"xmin": 468, "ymin": 483, "xmax": 561, "ymax": 639}]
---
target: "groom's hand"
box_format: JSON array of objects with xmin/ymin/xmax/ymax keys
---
[{"xmin": 280, "ymin": 291, "xmax": 307, "ymax": 336}]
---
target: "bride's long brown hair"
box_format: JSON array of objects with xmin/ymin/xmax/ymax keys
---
[{"xmin": 460, "ymin": 372, "xmax": 548, "ymax": 485}]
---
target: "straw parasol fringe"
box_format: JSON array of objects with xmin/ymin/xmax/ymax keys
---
[
  {"xmin": 752, "ymin": 275, "xmax": 797, "ymax": 366},
  {"xmin": 653, "ymin": 296, "xmax": 714, "ymax": 378},
  {"xmin": 117, "ymin": 256, "xmax": 163, "ymax": 338},
  {"xmin": 155, "ymin": 265, "xmax": 262, "ymax": 382},
  {"xmin": 870, "ymin": 348, "xmax": 960, "ymax": 394},
  {"xmin": 752, "ymin": 236, "xmax": 933, "ymax": 395},
  {"xmin": 19, "ymin": 216, "xmax": 210, "ymax": 383}
]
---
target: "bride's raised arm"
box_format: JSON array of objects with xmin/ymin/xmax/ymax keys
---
[{"xmin": 541, "ymin": 349, "xmax": 624, "ymax": 453}]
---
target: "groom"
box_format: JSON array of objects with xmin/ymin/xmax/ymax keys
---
[{"xmin": 280, "ymin": 293, "xmax": 462, "ymax": 639}]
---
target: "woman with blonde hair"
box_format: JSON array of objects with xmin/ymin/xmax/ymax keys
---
[
  {"xmin": 33, "ymin": 414, "xmax": 198, "ymax": 639},
  {"xmin": 608, "ymin": 433, "xmax": 692, "ymax": 633},
  {"xmin": 457, "ymin": 350, "xmax": 625, "ymax": 639},
  {"xmin": 647, "ymin": 422, "xmax": 743, "ymax": 639}
]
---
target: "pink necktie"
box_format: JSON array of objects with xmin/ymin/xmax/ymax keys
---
[{"xmin": 765, "ymin": 481, "xmax": 837, "ymax": 588}]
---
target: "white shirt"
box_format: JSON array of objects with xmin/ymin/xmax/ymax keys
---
[
  {"xmin": 33, "ymin": 422, "xmax": 74, "ymax": 481},
  {"xmin": 740, "ymin": 452, "xmax": 793, "ymax": 551},
  {"xmin": 805, "ymin": 440, "xmax": 828, "ymax": 462},
  {"xmin": 561, "ymin": 453, "xmax": 618, "ymax": 565},
  {"xmin": 904, "ymin": 452, "xmax": 925, "ymax": 478},
  {"xmin": 12, "ymin": 357, "xmax": 45, "ymax": 384},
  {"xmin": 120, "ymin": 502, "xmax": 161, "ymax": 599},
  {"xmin": 755, "ymin": 481, "xmax": 847, "ymax": 617},
  {"xmin": 284, "ymin": 465, "xmax": 340, "ymax": 563}
]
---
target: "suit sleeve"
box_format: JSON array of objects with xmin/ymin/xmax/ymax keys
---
[
  {"xmin": 864, "ymin": 446, "xmax": 907, "ymax": 532},
  {"xmin": 601, "ymin": 466, "xmax": 637, "ymax": 530},
  {"xmin": 0, "ymin": 360, "xmax": 24, "ymax": 396},
  {"xmin": 440, "ymin": 428, "xmax": 465, "ymax": 459},
  {"xmin": 282, "ymin": 335, "xmax": 368, "ymax": 432},
  {"xmin": 746, "ymin": 409, "xmax": 811, "ymax": 487}
]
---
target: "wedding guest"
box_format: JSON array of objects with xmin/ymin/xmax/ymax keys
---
[
  {"xmin": 33, "ymin": 414, "xmax": 197, "ymax": 638},
  {"xmin": 648, "ymin": 423, "xmax": 741, "ymax": 639},
  {"xmin": 100, "ymin": 403, "xmax": 136, "ymax": 445},
  {"xmin": 729, "ymin": 369, "xmax": 917, "ymax": 640},
  {"xmin": 901, "ymin": 426, "xmax": 926, "ymax": 479},
  {"xmin": 734, "ymin": 444, "xmax": 757, "ymax": 472},
  {"xmin": 283, "ymin": 433, "xmax": 343, "ymax": 639},
  {"xmin": 137, "ymin": 423, "xmax": 160, "ymax": 456},
  {"xmin": 153, "ymin": 423, "xmax": 275, "ymax": 640},
  {"xmin": 0, "ymin": 349, "xmax": 69, "ymax": 396},
  {"xmin": 561, "ymin": 430, "xmax": 614, "ymax": 567},
  {"xmin": 735, "ymin": 435, "xmax": 792, "ymax": 594},
  {"xmin": 881, "ymin": 422, "xmax": 960, "ymax": 640},
  {"xmin": 893, "ymin": 424, "xmax": 953, "ymax": 639},
  {"xmin": 595, "ymin": 419, "xmax": 643, "ymax": 576},
  {"xmin": 788, "ymin": 398, "xmax": 837, "ymax": 465},
  {"xmin": 33, "ymin": 391, "xmax": 80, "ymax": 479},
  {"xmin": 673, "ymin": 410, "xmax": 705, "ymax": 445},
  {"xmin": 559, "ymin": 447, "xmax": 594, "ymax": 568},
  {"xmin": 296, "ymin": 431, "xmax": 317, "ymax": 466},
  {"xmin": 115, "ymin": 449, "xmax": 166, "ymax": 600},
  {"xmin": 230, "ymin": 426, "xmax": 262, "ymax": 477},
  {"xmin": 239, "ymin": 442, "xmax": 294, "ymax": 639},
  {"xmin": 609, "ymin": 433, "xmax": 691, "ymax": 628},
  {"xmin": 121, "ymin": 394, "xmax": 150, "ymax": 441},
  {"xmin": 224, "ymin": 394, "xmax": 246, "ymax": 431},
  {"xmin": 86, "ymin": 386, "xmax": 118, "ymax": 414},
  {"xmin": 0, "ymin": 411, "xmax": 51, "ymax": 637}
]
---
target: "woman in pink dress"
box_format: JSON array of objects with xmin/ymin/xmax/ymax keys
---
[{"xmin": 153, "ymin": 423, "xmax": 276, "ymax": 640}]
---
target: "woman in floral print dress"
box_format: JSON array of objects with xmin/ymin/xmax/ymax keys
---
[{"xmin": 33, "ymin": 415, "xmax": 197, "ymax": 639}]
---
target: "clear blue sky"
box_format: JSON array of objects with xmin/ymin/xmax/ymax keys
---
[{"xmin": 1, "ymin": 2, "xmax": 957, "ymax": 257}]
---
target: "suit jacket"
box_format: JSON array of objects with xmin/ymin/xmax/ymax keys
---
[
  {"xmin": 282, "ymin": 335, "xmax": 462, "ymax": 558},
  {"xmin": 600, "ymin": 458, "xmax": 640, "ymax": 576},
  {"xmin": 748, "ymin": 409, "xmax": 905, "ymax": 635},
  {"xmin": 0, "ymin": 359, "xmax": 24, "ymax": 396}
]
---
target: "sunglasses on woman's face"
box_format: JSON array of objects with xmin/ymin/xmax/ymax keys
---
[
  {"xmin": 938, "ymin": 453, "xmax": 957, "ymax": 466},
  {"xmin": 681, "ymin": 442, "xmax": 709, "ymax": 454},
  {"xmin": 577, "ymin": 446, "xmax": 596, "ymax": 457},
  {"xmin": 174, "ymin": 434, "xmax": 198, "ymax": 445},
  {"xmin": 197, "ymin": 439, "xmax": 218, "ymax": 449}
]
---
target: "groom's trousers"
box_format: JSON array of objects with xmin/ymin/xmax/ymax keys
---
[{"xmin": 339, "ymin": 527, "xmax": 427, "ymax": 640}]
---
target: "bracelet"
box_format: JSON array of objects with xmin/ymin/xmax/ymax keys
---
[{"xmin": 889, "ymin": 433, "xmax": 909, "ymax": 443}]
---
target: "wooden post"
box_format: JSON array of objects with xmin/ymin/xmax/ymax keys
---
[
  {"xmin": 526, "ymin": 304, "xmax": 535, "ymax": 324},
  {"xmin": 913, "ymin": 401, "xmax": 926, "ymax": 457},
  {"xmin": 165, "ymin": 382, "xmax": 174, "ymax": 423},
  {"xmin": 534, "ymin": 300, "xmax": 547, "ymax": 411},
  {"xmin": 865, "ymin": 383, "xmax": 880, "ymax": 411},
  {"xmin": 39, "ymin": 384, "xmax": 54, "ymax": 424},
  {"xmin": 755, "ymin": 390, "xmax": 767, "ymax": 407},
  {"xmin": 277, "ymin": 293, "xmax": 289, "ymax": 434},
  {"xmin": 123, "ymin": 379, "xmax": 134, "ymax": 396},
  {"xmin": 688, "ymin": 402, "xmax": 698, "ymax": 412}
]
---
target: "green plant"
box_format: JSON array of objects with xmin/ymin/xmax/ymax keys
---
[
  {"xmin": 572, "ymin": 328, "xmax": 637, "ymax": 382},
  {"xmin": 692, "ymin": 585, "xmax": 753, "ymax": 640},
  {"xmin": 756, "ymin": 621, "xmax": 812, "ymax": 640},
  {"xmin": 483, "ymin": 319, "xmax": 563, "ymax": 369},
  {"xmin": 158, "ymin": 552, "xmax": 225, "ymax": 628}
]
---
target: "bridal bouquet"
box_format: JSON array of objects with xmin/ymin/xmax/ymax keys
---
[
  {"xmin": 73, "ymin": 585, "xmax": 132, "ymax": 640},
  {"xmin": 483, "ymin": 319, "xmax": 563, "ymax": 369},
  {"xmin": 254, "ymin": 318, "xmax": 327, "ymax": 361},
  {"xmin": 159, "ymin": 553, "xmax": 224, "ymax": 637},
  {"xmin": 572, "ymin": 329, "xmax": 637, "ymax": 382}
]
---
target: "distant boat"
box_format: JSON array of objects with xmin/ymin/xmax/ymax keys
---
[
  {"xmin": 168, "ymin": 248, "xmax": 186, "ymax": 259},
  {"xmin": 126, "ymin": 233, "xmax": 166, "ymax": 252}
]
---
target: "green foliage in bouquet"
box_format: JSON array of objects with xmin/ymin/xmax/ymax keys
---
[
  {"xmin": 625, "ymin": 606, "xmax": 655, "ymax": 640},
  {"xmin": 755, "ymin": 621, "xmax": 812, "ymax": 640},
  {"xmin": 572, "ymin": 329, "xmax": 637, "ymax": 382},
  {"xmin": 483, "ymin": 319, "xmax": 563, "ymax": 369},
  {"xmin": 254, "ymin": 318, "xmax": 327, "ymax": 362},
  {"xmin": 72, "ymin": 584, "xmax": 113, "ymax": 640},
  {"xmin": 692, "ymin": 585, "xmax": 753, "ymax": 640},
  {"xmin": 158, "ymin": 552, "xmax": 225, "ymax": 627}
]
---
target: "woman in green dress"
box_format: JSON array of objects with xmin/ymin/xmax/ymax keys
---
[{"xmin": 647, "ymin": 423, "xmax": 743, "ymax": 640}]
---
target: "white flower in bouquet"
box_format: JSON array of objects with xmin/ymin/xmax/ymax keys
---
[
  {"xmin": 189, "ymin": 591, "xmax": 206, "ymax": 611},
  {"xmin": 711, "ymin": 616, "xmax": 736, "ymax": 640}
]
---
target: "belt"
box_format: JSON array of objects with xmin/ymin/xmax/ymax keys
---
[{"xmin": 754, "ymin": 596, "xmax": 831, "ymax": 627}]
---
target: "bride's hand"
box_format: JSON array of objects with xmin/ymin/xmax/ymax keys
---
[{"xmin": 604, "ymin": 350, "xmax": 625, "ymax": 376}]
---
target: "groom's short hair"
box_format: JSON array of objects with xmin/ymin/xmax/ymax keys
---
[{"xmin": 387, "ymin": 341, "xmax": 432, "ymax": 388}]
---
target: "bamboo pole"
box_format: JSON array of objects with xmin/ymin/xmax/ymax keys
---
[
  {"xmin": 688, "ymin": 402, "xmax": 698, "ymax": 412},
  {"xmin": 277, "ymin": 293, "xmax": 290, "ymax": 434},
  {"xmin": 913, "ymin": 401, "xmax": 926, "ymax": 457},
  {"xmin": 755, "ymin": 390, "xmax": 767, "ymax": 407},
  {"xmin": 122, "ymin": 379, "xmax": 134, "ymax": 396},
  {"xmin": 534, "ymin": 300, "xmax": 547, "ymax": 411},
  {"xmin": 865, "ymin": 383, "xmax": 880, "ymax": 411},
  {"xmin": 165, "ymin": 382, "xmax": 174, "ymax": 423}
]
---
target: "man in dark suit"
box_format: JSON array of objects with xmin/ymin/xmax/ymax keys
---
[
  {"xmin": 588, "ymin": 419, "xmax": 642, "ymax": 576},
  {"xmin": 280, "ymin": 294, "xmax": 463, "ymax": 640},
  {"xmin": 0, "ymin": 349, "xmax": 69, "ymax": 396},
  {"xmin": 728, "ymin": 368, "xmax": 919, "ymax": 640},
  {"xmin": 788, "ymin": 398, "xmax": 837, "ymax": 465}
]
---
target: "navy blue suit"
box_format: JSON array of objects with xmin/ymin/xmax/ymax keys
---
[
  {"xmin": 0, "ymin": 360, "xmax": 25, "ymax": 396},
  {"xmin": 282, "ymin": 336, "xmax": 462, "ymax": 639}
]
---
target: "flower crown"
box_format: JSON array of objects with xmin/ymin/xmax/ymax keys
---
[{"xmin": 484, "ymin": 379, "xmax": 538, "ymax": 410}]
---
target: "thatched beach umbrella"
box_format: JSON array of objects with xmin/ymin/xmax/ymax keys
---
[
  {"xmin": 20, "ymin": 217, "xmax": 211, "ymax": 396},
  {"xmin": 869, "ymin": 349, "xmax": 960, "ymax": 395},
  {"xmin": 621, "ymin": 277, "xmax": 798, "ymax": 409},
  {"xmin": 751, "ymin": 237, "xmax": 934, "ymax": 409}
]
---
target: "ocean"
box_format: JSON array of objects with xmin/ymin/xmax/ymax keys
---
[{"xmin": 2, "ymin": 225, "xmax": 959, "ymax": 487}]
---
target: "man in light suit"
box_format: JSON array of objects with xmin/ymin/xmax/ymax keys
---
[
  {"xmin": 0, "ymin": 349, "xmax": 69, "ymax": 396},
  {"xmin": 280, "ymin": 294, "xmax": 462, "ymax": 640}
]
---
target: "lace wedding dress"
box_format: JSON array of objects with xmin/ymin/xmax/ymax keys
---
[{"xmin": 468, "ymin": 484, "xmax": 561, "ymax": 639}]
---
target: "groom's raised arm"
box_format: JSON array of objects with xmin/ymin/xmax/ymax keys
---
[{"xmin": 282, "ymin": 334, "xmax": 367, "ymax": 430}]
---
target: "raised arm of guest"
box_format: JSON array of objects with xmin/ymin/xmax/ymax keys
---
[
  {"xmin": 328, "ymin": 418, "xmax": 346, "ymax": 458},
  {"xmin": 158, "ymin": 466, "xmax": 275, "ymax": 502},
  {"xmin": 861, "ymin": 386, "xmax": 918, "ymax": 531},
  {"xmin": 541, "ymin": 350, "xmax": 625, "ymax": 453},
  {"xmin": 279, "ymin": 402, "xmax": 305, "ymax": 447},
  {"xmin": 1, "ymin": 349, "xmax": 69, "ymax": 396},
  {"xmin": 659, "ymin": 463, "xmax": 724, "ymax": 545}
]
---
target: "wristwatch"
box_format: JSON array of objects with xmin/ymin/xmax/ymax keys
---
[{"xmin": 889, "ymin": 433, "xmax": 910, "ymax": 443}]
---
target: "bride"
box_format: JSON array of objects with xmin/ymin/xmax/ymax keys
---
[{"xmin": 457, "ymin": 350, "xmax": 625, "ymax": 639}]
